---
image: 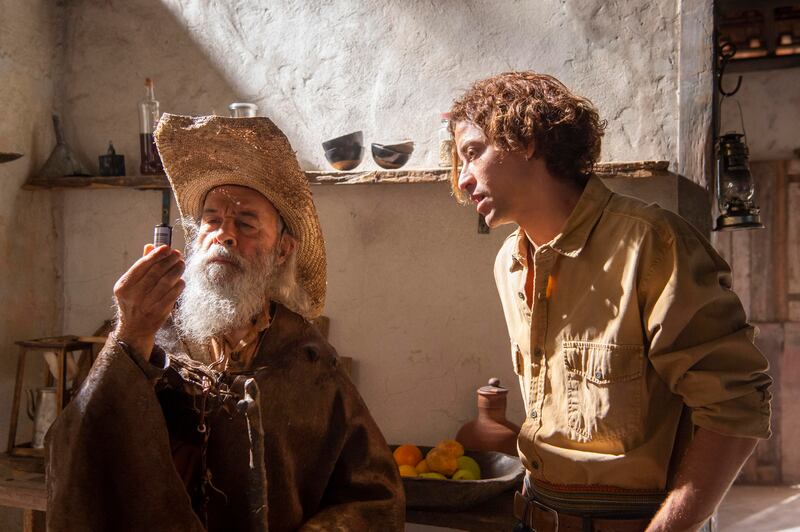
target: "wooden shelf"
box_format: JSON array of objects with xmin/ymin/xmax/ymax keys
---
[
  {"xmin": 23, "ymin": 174, "xmax": 169, "ymax": 190},
  {"xmin": 22, "ymin": 161, "xmax": 671, "ymax": 191},
  {"xmin": 727, "ymin": 54, "xmax": 800, "ymax": 73}
]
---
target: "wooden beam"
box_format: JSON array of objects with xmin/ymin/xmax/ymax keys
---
[
  {"xmin": 727, "ymin": 55, "xmax": 800, "ymax": 73},
  {"xmin": 731, "ymin": 229, "xmax": 752, "ymax": 319},
  {"xmin": 22, "ymin": 509, "xmax": 46, "ymax": 532},
  {"xmin": 788, "ymin": 183, "xmax": 800, "ymax": 322},
  {"xmin": 749, "ymin": 162, "xmax": 778, "ymax": 321},
  {"xmin": 0, "ymin": 478, "xmax": 46, "ymax": 512},
  {"xmin": 774, "ymin": 161, "xmax": 789, "ymax": 321},
  {"xmin": 782, "ymin": 323, "xmax": 800, "ymax": 483}
]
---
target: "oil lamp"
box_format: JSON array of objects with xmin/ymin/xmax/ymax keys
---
[{"xmin": 713, "ymin": 132, "xmax": 764, "ymax": 231}]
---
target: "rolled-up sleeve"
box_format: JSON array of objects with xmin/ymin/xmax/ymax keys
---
[{"xmin": 641, "ymin": 214, "xmax": 772, "ymax": 439}]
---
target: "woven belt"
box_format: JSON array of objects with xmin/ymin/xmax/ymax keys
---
[{"xmin": 513, "ymin": 491, "xmax": 652, "ymax": 532}]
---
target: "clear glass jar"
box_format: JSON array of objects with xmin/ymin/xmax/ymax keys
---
[{"xmin": 229, "ymin": 102, "xmax": 259, "ymax": 118}]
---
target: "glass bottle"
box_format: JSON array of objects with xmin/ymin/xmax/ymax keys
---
[
  {"xmin": 438, "ymin": 112, "xmax": 453, "ymax": 167},
  {"xmin": 139, "ymin": 78, "xmax": 163, "ymax": 175}
]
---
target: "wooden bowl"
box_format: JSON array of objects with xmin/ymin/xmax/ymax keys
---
[
  {"xmin": 371, "ymin": 142, "xmax": 414, "ymax": 169},
  {"xmin": 322, "ymin": 131, "xmax": 364, "ymax": 171},
  {"xmin": 391, "ymin": 445, "xmax": 525, "ymax": 510},
  {"xmin": 324, "ymin": 146, "xmax": 364, "ymax": 171}
]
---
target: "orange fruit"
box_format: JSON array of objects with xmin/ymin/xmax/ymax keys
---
[
  {"xmin": 435, "ymin": 439, "xmax": 464, "ymax": 458},
  {"xmin": 415, "ymin": 459, "xmax": 430, "ymax": 474},
  {"xmin": 398, "ymin": 465, "xmax": 418, "ymax": 477},
  {"xmin": 393, "ymin": 444, "xmax": 423, "ymax": 467},
  {"xmin": 426, "ymin": 448, "xmax": 458, "ymax": 476}
]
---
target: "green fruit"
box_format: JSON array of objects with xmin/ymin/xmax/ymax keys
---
[
  {"xmin": 452, "ymin": 468, "xmax": 478, "ymax": 480},
  {"xmin": 418, "ymin": 472, "xmax": 447, "ymax": 480},
  {"xmin": 456, "ymin": 456, "xmax": 481, "ymax": 479}
]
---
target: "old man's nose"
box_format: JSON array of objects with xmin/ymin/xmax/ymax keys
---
[
  {"xmin": 216, "ymin": 234, "xmax": 236, "ymax": 247},
  {"xmin": 214, "ymin": 219, "xmax": 238, "ymax": 247}
]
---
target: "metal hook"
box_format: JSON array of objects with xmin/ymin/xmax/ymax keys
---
[{"xmin": 718, "ymin": 41, "xmax": 742, "ymax": 97}]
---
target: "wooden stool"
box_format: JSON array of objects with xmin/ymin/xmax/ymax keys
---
[{"xmin": 6, "ymin": 336, "xmax": 93, "ymax": 458}]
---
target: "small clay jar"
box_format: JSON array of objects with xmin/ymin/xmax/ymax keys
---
[{"xmin": 456, "ymin": 378, "xmax": 521, "ymax": 456}]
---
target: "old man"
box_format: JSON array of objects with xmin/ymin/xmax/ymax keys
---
[{"xmin": 46, "ymin": 114, "xmax": 405, "ymax": 531}]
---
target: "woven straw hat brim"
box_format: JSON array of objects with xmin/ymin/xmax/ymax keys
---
[{"xmin": 154, "ymin": 114, "xmax": 326, "ymax": 320}]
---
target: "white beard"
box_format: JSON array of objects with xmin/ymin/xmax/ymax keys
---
[{"xmin": 173, "ymin": 239, "xmax": 280, "ymax": 356}]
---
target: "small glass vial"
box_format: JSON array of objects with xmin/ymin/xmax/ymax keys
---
[
  {"xmin": 438, "ymin": 112, "xmax": 453, "ymax": 167},
  {"xmin": 229, "ymin": 102, "xmax": 258, "ymax": 118},
  {"xmin": 139, "ymin": 78, "xmax": 163, "ymax": 175}
]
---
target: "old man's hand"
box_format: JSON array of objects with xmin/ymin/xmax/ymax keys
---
[{"xmin": 112, "ymin": 245, "xmax": 185, "ymax": 361}]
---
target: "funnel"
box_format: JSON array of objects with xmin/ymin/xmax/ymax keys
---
[{"xmin": 38, "ymin": 115, "xmax": 90, "ymax": 177}]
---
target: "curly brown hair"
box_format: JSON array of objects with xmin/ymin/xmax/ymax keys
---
[{"xmin": 448, "ymin": 71, "xmax": 606, "ymax": 201}]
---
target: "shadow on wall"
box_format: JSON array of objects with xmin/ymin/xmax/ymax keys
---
[
  {"xmin": 604, "ymin": 172, "xmax": 712, "ymax": 236},
  {"xmin": 61, "ymin": 0, "xmax": 240, "ymax": 175}
]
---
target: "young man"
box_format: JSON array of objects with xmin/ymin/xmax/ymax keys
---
[
  {"xmin": 449, "ymin": 72, "xmax": 771, "ymax": 532},
  {"xmin": 46, "ymin": 114, "xmax": 404, "ymax": 531}
]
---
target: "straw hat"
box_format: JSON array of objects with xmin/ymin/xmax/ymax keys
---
[{"xmin": 154, "ymin": 113, "xmax": 326, "ymax": 320}]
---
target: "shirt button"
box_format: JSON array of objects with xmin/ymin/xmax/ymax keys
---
[
  {"xmin": 533, "ymin": 347, "xmax": 544, "ymax": 357},
  {"xmin": 537, "ymin": 291, "xmax": 545, "ymax": 301},
  {"xmin": 518, "ymin": 291, "xmax": 525, "ymax": 300},
  {"xmin": 529, "ymin": 410, "xmax": 537, "ymax": 419},
  {"xmin": 595, "ymin": 371, "xmax": 604, "ymax": 380}
]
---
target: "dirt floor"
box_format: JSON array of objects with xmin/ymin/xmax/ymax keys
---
[{"xmin": 716, "ymin": 484, "xmax": 800, "ymax": 531}]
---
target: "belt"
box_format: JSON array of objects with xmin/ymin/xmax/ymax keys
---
[{"xmin": 513, "ymin": 491, "xmax": 652, "ymax": 532}]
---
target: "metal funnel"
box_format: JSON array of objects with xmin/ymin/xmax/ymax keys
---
[{"xmin": 38, "ymin": 114, "xmax": 90, "ymax": 177}]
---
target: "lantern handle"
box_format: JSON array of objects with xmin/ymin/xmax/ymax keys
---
[{"xmin": 718, "ymin": 41, "xmax": 742, "ymax": 97}]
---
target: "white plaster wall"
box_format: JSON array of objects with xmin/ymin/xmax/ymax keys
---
[
  {"xmin": 58, "ymin": 0, "xmax": 691, "ymax": 446},
  {"xmin": 60, "ymin": 0, "xmax": 681, "ymax": 172},
  {"xmin": 720, "ymin": 69, "xmax": 800, "ymax": 161},
  {"xmin": 0, "ymin": 0, "xmax": 63, "ymax": 527},
  {"xmin": 61, "ymin": 185, "xmax": 521, "ymax": 445}
]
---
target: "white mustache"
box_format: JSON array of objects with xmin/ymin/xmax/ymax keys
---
[{"xmin": 201, "ymin": 245, "xmax": 245, "ymax": 269}]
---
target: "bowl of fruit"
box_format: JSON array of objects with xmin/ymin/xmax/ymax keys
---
[{"xmin": 391, "ymin": 440, "xmax": 525, "ymax": 510}]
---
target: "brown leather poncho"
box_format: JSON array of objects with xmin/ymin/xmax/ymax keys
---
[{"xmin": 46, "ymin": 305, "xmax": 405, "ymax": 531}]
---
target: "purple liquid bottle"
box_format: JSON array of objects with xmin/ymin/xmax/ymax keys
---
[{"xmin": 139, "ymin": 78, "xmax": 163, "ymax": 175}]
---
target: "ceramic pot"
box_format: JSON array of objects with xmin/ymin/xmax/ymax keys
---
[{"xmin": 456, "ymin": 378, "xmax": 520, "ymax": 456}]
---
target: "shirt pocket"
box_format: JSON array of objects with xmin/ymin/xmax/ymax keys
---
[{"xmin": 562, "ymin": 341, "xmax": 644, "ymax": 447}]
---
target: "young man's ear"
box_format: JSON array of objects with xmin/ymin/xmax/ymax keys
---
[
  {"xmin": 525, "ymin": 141, "xmax": 536, "ymax": 160},
  {"xmin": 277, "ymin": 233, "xmax": 297, "ymax": 265}
]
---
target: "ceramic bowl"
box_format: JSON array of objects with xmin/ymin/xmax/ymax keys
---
[
  {"xmin": 390, "ymin": 445, "xmax": 525, "ymax": 510},
  {"xmin": 371, "ymin": 141, "xmax": 414, "ymax": 169},
  {"xmin": 322, "ymin": 131, "xmax": 364, "ymax": 171}
]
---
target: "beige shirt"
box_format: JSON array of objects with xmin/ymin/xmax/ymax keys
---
[{"xmin": 494, "ymin": 176, "xmax": 772, "ymax": 490}]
